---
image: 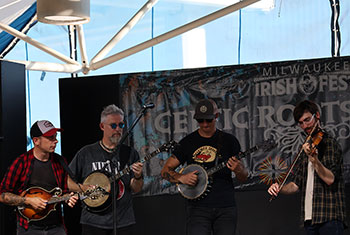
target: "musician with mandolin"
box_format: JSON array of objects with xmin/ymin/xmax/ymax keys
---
[
  {"xmin": 161, "ymin": 99, "xmax": 248, "ymax": 235},
  {"xmin": 0, "ymin": 120, "xmax": 78, "ymax": 235},
  {"xmin": 68, "ymin": 104, "xmax": 144, "ymax": 235},
  {"xmin": 268, "ymin": 100, "xmax": 346, "ymax": 234}
]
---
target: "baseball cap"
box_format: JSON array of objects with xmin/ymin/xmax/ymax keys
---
[
  {"xmin": 193, "ymin": 99, "xmax": 218, "ymax": 119},
  {"xmin": 30, "ymin": 120, "xmax": 62, "ymax": 139}
]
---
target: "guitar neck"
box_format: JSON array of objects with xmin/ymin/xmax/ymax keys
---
[{"xmin": 207, "ymin": 146, "xmax": 258, "ymax": 176}]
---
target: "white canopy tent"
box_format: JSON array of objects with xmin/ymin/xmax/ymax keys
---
[
  {"xmin": 0, "ymin": 0, "xmax": 349, "ymax": 152},
  {"xmin": 0, "ymin": 0, "xmax": 267, "ymax": 74}
]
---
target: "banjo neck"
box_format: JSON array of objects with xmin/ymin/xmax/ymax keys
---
[
  {"xmin": 206, "ymin": 145, "xmax": 259, "ymax": 176},
  {"xmin": 108, "ymin": 142, "xmax": 175, "ymax": 182}
]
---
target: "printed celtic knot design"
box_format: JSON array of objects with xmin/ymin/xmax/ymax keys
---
[
  {"xmin": 264, "ymin": 125, "xmax": 304, "ymax": 156},
  {"xmin": 322, "ymin": 122, "xmax": 350, "ymax": 140}
]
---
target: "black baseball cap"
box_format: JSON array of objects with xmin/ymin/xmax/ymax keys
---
[{"xmin": 193, "ymin": 99, "xmax": 218, "ymax": 119}]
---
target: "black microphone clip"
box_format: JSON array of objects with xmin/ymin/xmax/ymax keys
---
[{"xmin": 142, "ymin": 103, "xmax": 155, "ymax": 109}]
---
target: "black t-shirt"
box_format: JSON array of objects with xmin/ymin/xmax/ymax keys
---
[
  {"xmin": 28, "ymin": 157, "xmax": 61, "ymax": 226},
  {"xmin": 173, "ymin": 129, "xmax": 241, "ymax": 207}
]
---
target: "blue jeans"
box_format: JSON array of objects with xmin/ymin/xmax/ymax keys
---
[
  {"xmin": 186, "ymin": 205, "xmax": 237, "ymax": 235},
  {"xmin": 304, "ymin": 220, "xmax": 344, "ymax": 235}
]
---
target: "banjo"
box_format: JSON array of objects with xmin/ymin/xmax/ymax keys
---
[
  {"xmin": 82, "ymin": 141, "xmax": 177, "ymax": 213},
  {"xmin": 177, "ymin": 139, "xmax": 276, "ymax": 200}
]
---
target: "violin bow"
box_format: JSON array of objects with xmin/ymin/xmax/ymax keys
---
[{"xmin": 269, "ymin": 115, "xmax": 319, "ymax": 202}]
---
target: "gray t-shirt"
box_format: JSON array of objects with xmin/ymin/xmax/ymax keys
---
[{"xmin": 69, "ymin": 141, "xmax": 140, "ymax": 229}]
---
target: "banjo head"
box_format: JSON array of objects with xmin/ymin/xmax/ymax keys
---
[
  {"xmin": 177, "ymin": 164, "xmax": 209, "ymax": 200},
  {"xmin": 83, "ymin": 171, "xmax": 111, "ymax": 208}
]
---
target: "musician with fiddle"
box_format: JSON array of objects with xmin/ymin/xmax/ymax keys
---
[
  {"xmin": 0, "ymin": 120, "xmax": 78, "ymax": 235},
  {"xmin": 268, "ymin": 100, "xmax": 346, "ymax": 234},
  {"xmin": 161, "ymin": 98, "xmax": 248, "ymax": 235}
]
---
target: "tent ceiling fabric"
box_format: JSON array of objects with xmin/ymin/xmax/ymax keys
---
[
  {"xmin": 0, "ymin": 0, "xmax": 345, "ymax": 74},
  {"xmin": 0, "ymin": 0, "xmax": 260, "ymax": 74},
  {"xmin": 0, "ymin": 0, "xmax": 35, "ymax": 26},
  {"xmin": 0, "ymin": 0, "xmax": 36, "ymax": 58}
]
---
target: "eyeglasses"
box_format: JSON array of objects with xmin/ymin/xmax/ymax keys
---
[
  {"xmin": 196, "ymin": 119, "xmax": 214, "ymax": 123},
  {"xmin": 298, "ymin": 114, "xmax": 315, "ymax": 126},
  {"xmin": 109, "ymin": 122, "xmax": 125, "ymax": 129}
]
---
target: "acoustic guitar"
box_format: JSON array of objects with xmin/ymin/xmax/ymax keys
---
[{"xmin": 177, "ymin": 139, "xmax": 276, "ymax": 200}]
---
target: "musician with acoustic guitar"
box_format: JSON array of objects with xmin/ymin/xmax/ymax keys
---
[
  {"xmin": 68, "ymin": 104, "xmax": 143, "ymax": 235},
  {"xmin": 161, "ymin": 98, "xmax": 248, "ymax": 235},
  {"xmin": 0, "ymin": 120, "xmax": 78, "ymax": 235}
]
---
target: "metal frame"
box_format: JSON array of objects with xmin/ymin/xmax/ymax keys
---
[{"xmin": 0, "ymin": 0, "xmax": 260, "ymax": 74}]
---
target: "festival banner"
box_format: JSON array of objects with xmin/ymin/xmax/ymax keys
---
[{"xmin": 118, "ymin": 56, "xmax": 350, "ymax": 196}]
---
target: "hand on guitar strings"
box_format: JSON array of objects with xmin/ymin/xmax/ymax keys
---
[{"xmin": 179, "ymin": 170, "xmax": 199, "ymax": 187}]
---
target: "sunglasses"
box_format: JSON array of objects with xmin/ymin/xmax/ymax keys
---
[
  {"xmin": 109, "ymin": 122, "xmax": 125, "ymax": 129},
  {"xmin": 196, "ymin": 119, "xmax": 214, "ymax": 123}
]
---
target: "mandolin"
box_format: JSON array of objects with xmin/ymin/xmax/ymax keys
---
[{"xmin": 18, "ymin": 187, "xmax": 86, "ymax": 222}]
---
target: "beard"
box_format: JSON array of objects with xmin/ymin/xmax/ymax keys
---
[
  {"xmin": 305, "ymin": 127, "xmax": 312, "ymax": 134},
  {"xmin": 109, "ymin": 134, "xmax": 121, "ymax": 145}
]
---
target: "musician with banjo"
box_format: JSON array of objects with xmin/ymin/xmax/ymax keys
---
[
  {"xmin": 68, "ymin": 104, "xmax": 143, "ymax": 235},
  {"xmin": 0, "ymin": 120, "xmax": 78, "ymax": 235},
  {"xmin": 161, "ymin": 99, "xmax": 248, "ymax": 235}
]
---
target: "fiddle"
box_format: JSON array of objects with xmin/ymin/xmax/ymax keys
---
[
  {"xmin": 305, "ymin": 130, "xmax": 324, "ymax": 157},
  {"xmin": 269, "ymin": 117, "xmax": 321, "ymax": 202}
]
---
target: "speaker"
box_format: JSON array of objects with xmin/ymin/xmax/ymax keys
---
[{"xmin": 0, "ymin": 60, "xmax": 27, "ymax": 235}]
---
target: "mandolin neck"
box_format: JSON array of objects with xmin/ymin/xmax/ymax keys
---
[{"xmin": 47, "ymin": 193, "xmax": 79, "ymax": 205}]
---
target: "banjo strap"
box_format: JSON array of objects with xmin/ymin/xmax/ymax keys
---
[
  {"xmin": 106, "ymin": 144, "xmax": 131, "ymax": 171},
  {"xmin": 119, "ymin": 145, "xmax": 131, "ymax": 170},
  {"xmin": 214, "ymin": 130, "xmax": 223, "ymax": 167}
]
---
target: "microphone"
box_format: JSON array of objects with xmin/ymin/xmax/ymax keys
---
[{"xmin": 142, "ymin": 103, "xmax": 155, "ymax": 109}]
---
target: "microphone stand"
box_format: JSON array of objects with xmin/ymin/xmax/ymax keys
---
[{"xmin": 111, "ymin": 104, "xmax": 152, "ymax": 235}]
